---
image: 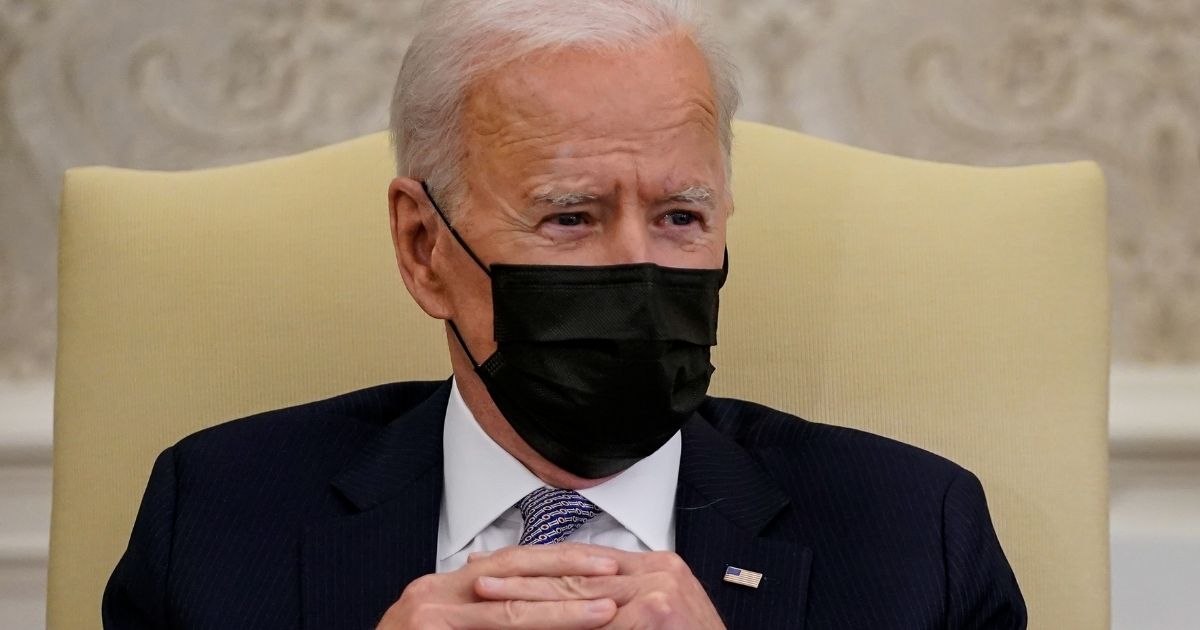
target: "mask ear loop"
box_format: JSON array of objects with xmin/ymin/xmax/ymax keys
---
[
  {"xmin": 446, "ymin": 320, "xmax": 482, "ymax": 369},
  {"xmin": 420, "ymin": 181, "xmax": 489, "ymax": 370},
  {"xmin": 421, "ymin": 181, "xmax": 492, "ymax": 277}
]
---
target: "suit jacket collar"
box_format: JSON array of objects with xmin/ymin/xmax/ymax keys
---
[
  {"xmin": 329, "ymin": 379, "xmax": 451, "ymax": 512},
  {"xmin": 677, "ymin": 414, "xmax": 792, "ymax": 534},
  {"xmin": 301, "ymin": 380, "xmax": 450, "ymax": 630},
  {"xmin": 330, "ymin": 383, "xmax": 792, "ymax": 529}
]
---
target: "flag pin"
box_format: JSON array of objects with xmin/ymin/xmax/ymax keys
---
[{"xmin": 723, "ymin": 565, "xmax": 763, "ymax": 589}]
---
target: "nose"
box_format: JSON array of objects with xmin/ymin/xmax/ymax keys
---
[{"xmin": 604, "ymin": 208, "xmax": 653, "ymax": 265}]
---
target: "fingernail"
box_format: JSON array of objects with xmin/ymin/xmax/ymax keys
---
[
  {"xmin": 478, "ymin": 576, "xmax": 501, "ymax": 590},
  {"xmin": 468, "ymin": 551, "xmax": 493, "ymax": 562},
  {"xmin": 588, "ymin": 599, "xmax": 615, "ymax": 614}
]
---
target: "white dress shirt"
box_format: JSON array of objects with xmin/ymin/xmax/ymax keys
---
[{"xmin": 436, "ymin": 379, "xmax": 681, "ymax": 573}]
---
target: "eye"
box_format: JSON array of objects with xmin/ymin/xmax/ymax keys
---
[
  {"xmin": 663, "ymin": 211, "xmax": 699, "ymax": 227},
  {"xmin": 551, "ymin": 213, "xmax": 587, "ymax": 227}
]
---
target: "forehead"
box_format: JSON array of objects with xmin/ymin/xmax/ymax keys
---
[{"xmin": 460, "ymin": 33, "xmax": 721, "ymax": 166}]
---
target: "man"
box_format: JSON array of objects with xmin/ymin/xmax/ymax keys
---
[{"xmin": 104, "ymin": 1, "xmax": 1026, "ymax": 628}]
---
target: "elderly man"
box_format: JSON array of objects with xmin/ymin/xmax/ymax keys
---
[{"xmin": 104, "ymin": 1, "xmax": 1026, "ymax": 629}]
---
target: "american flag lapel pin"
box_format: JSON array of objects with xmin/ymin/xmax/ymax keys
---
[{"xmin": 723, "ymin": 565, "xmax": 763, "ymax": 589}]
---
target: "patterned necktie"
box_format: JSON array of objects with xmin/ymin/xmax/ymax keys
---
[{"xmin": 517, "ymin": 487, "xmax": 603, "ymax": 546}]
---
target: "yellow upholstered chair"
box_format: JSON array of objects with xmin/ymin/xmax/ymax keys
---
[{"xmin": 50, "ymin": 121, "xmax": 1110, "ymax": 629}]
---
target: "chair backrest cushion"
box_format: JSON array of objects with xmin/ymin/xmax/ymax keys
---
[{"xmin": 50, "ymin": 121, "xmax": 1109, "ymax": 629}]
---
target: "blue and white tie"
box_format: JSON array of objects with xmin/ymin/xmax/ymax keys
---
[{"xmin": 517, "ymin": 487, "xmax": 602, "ymax": 546}]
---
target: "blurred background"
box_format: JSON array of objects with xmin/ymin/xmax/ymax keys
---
[{"xmin": 1, "ymin": 0, "xmax": 1197, "ymax": 627}]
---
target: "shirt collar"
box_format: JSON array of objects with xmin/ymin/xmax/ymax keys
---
[
  {"xmin": 438, "ymin": 378, "xmax": 681, "ymax": 560},
  {"xmin": 577, "ymin": 431, "xmax": 680, "ymax": 552},
  {"xmin": 438, "ymin": 379, "xmax": 542, "ymax": 561}
]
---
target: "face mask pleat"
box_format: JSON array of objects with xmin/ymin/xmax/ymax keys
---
[{"xmin": 491, "ymin": 264, "xmax": 720, "ymax": 345}]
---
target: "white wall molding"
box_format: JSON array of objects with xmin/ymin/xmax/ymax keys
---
[
  {"xmin": 0, "ymin": 380, "xmax": 54, "ymax": 464},
  {"xmin": 1107, "ymin": 366, "xmax": 1200, "ymax": 630},
  {"xmin": 0, "ymin": 379, "xmax": 53, "ymax": 629},
  {"xmin": 1109, "ymin": 366, "xmax": 1200, "ymax": 460}
]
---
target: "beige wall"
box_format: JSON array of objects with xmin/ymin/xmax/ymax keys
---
[{"xmin": 1, "ymin": 1, "xmax": 1198, "ymax": 628}]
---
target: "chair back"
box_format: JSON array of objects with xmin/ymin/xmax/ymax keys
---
[{"xmin": 50, "ymin": 121, "xmax": 1110, "ymax": 629}]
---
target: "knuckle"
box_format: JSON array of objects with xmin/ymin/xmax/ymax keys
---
[
  {"xmin": 657, "ymin": 552, "xmax": 689, "ymax": 573},
  {"xmin": 489, "ymin": 549, "xmax": 518, "ymax": 574},
  {"xmin": 503, "ymin": 599, "xmax": 528, "ymax": 624},
  {"xmin": 653, "ymin": 570, "xmax": 682, "ymax": 593},
  {"xmin": 403, "ymin": 575, "xmax": 436, "ymax": 599},
  {"xmin": 559, "ymin": 575, "xmax": 589, "ymax": 598},
  {"xmin": 642, "ymin": 591, "xmax": 675, "ymax": 619}
]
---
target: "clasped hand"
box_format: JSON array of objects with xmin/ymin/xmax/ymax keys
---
[{"xmin": 376, "ymin": 543, "xmax": 724, "ymax": 629}]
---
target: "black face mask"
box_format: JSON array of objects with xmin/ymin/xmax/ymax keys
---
[{"xmin": 423, "ymin": 182, "xmax": 726, "ymax": 479}]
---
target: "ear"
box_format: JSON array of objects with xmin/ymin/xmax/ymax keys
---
[{"xmin": 389, "ymin": 177, "xmax": 452, "ymax": 320}]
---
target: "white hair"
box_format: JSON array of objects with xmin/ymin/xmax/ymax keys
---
[{"xmin": 389, "ymin": 0, "xmax": 741, "ymax": 215}]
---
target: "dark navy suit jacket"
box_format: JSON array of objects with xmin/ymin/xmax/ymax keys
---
[{"xmin": 104, "ymin": 380, "xmax": 1026, "ymax": 629}]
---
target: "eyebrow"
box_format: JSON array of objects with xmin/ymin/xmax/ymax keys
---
[
  {"xmin": 532, "ymin": 191, "xmax": 600, "ymax": 207},
  {"xmin": 665, "ymin": 186, "xmax": 714, "ymax": 206},
  {"xmin": 530, "ymin": 185, "xmax": 716, "ymax": 208}
]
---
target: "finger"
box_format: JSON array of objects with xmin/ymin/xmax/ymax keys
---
[
  {"xmin": 562, "ymin": 544, "xmax": 645, "ymax": 571},
  {"xmin": 474, "ymin": 574, "xmax": 641, "ymax": 605},
  {"xmin": 467, "ymin": 547, "xmax": 599, "ymax": 566},
  {"xmin": 444, "ymin": 598, "xmax": 616, "ymax": 630},
  {"xmin": 466, "ymin": 550, "xmax": 494, "ymax": 563},
  {"xmin": 516, "ymin": 543, "xmax": 645, "ymax": 574},
  {"xmin": 471, "ymin": 542, "xmax": 620, "ymax": 561},
  {"xmin": 575, "ymin": 548, "xmax": 687, "ymax": 577},
  {"xmin": 469, "ymin": 545, "xmax": 620, "ymax": 579}
]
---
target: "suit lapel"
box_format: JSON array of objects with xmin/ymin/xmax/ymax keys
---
[
  {"xmin": 300, "ymin": 381, "xmax": 451, "ymax": 630},
  {"xmin": 298, "ymin": 383, "xmax": 811, "ymax": 629},
  {"xmin": 675, "ymin": 415, "xmax": 813, "ymax": 630}
]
